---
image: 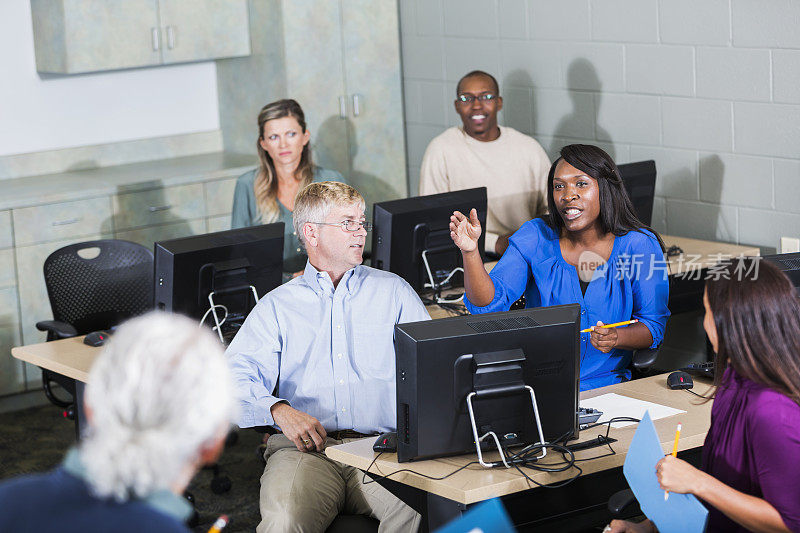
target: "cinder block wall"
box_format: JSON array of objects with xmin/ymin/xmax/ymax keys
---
[{"xmin": 399, "ymin": 0, "xmax": 800, "ymax": 252}]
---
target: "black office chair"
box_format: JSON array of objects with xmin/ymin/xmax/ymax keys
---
[
  {"xmin": 628, "ymin": 269, "xmax": 678, "ymax": 379},
  {"xmin": 35, "ymin": 239, "xmax": 234, "ymax": 514},
  {"xmin": 608, "ymin": 488, "xmax": 642, "ymax": 521},
  {"xmin": 36, "ymin": 239, "xmax": 155, "ymax": 417},
  {"xmin": 631, "ymin": 347, "xmax": 659, "ymax": 376}
]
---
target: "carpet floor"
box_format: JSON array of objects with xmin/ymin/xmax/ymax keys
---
[{"xmin": 0, "ymin": 403, "xmax": 263, "ymax": 532}]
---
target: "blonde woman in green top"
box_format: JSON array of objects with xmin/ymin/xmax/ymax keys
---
[{"xmin": 231, "ymin": 99, "xmax": 344, "ymax": 280}]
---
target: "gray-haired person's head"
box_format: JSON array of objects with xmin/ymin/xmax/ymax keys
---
[
  {"xmin": 80, "ymin": 312, "xmax": 237, "ymax": 501},
  {"xmin": 292, "ymin": 181, "xmax": 365, "ymax": 249}
]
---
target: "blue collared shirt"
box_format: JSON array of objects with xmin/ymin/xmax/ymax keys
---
[
  {"xmin": 465, "ymin": 218, "xmax": 669, "ymax": 391},
  {"xmin": 226, "ymin": 261, "xmax": 431, "ymax": 433}
]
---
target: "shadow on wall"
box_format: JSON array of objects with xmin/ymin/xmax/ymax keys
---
[
  {"xmin": 501, "ymin": 70, "xmax": 537, "ymax": 137},
  {"xmin": 104, "ymin": 182, "xmax": 196, "ymax": 250},
  {"xmin": 65, "ymin": 160, "xmax": 100, "ymax": 173},
  {"xmin": 550, "ymin": 58, "xmax": 615, "ymax": 160},
  {"xmin": 310, "ymin": 114, "xmax": 350, "ymax": 181},
  {"xmin": 697, "ymin": 154, "xmax": 727, "ymax": 242},
  {"xmin": 0, "ymin": 321, "xmax": 22, "ymax": 395},
  {"xmin": 314, "ymin": 115, "xmax": 403, "ymax": 224}
]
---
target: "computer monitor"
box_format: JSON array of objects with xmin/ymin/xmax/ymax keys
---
[
  {"xmin": 154, "ymin": 224, "xmax": 284, "ymax": 341},
  {"xmin": 618, "ymin": 160, "xmax": 656, "ymax": 226},
  {"xmin": 371, "ymin": 188, "xmax": 488, "ymax": 292},
  {"xmin": 394, "ymin": 304, "xmax": 581, "ymax": 463},
  {"xmin": 762, "ymin": 252, "xmax": 800, "ymax": 294}
]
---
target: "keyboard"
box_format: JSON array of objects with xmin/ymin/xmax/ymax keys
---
[{"xmin": 681, "ymin": 361, "xmax": 715, "ymax": 379}]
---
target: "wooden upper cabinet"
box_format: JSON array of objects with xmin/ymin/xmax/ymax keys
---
[
  {"xmin": 30, "ymin": 0, "xmax": 251, "ymax": 74},
  {"xmin": 31, "ymin": 0, "xmax": 161, "ymax": 73},
  {"xmin": 159, "ymin": 0, "xmax": 251, "ymax": 64}
]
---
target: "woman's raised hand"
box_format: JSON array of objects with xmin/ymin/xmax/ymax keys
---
[{"xmin": 450, "ymin": 208, "xmax": 482, "ymax": 253}]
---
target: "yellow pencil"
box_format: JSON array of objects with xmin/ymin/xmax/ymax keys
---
[
  {"xmin": 664, "ymin": 423, "xmax": 681, "ymax": 501},
  {"xmin": 207, "ymin": 515, "xmax": 229, "ymax": 533},
  {"xmin": 581, "ymin": 319, "xmax": 638, "ymax": 333}
]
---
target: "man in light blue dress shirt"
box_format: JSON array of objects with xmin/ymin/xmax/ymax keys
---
[{"xmin": 226, "ymin": 181, "xmax": 430, "ymax": 533}]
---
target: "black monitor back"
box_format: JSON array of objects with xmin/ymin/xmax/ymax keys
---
[
  {"xmin": 394, "ymin": 305, "xmax": 580, "ymax": 463},
  {"xmin": 618, "ymin": 160, "xmax": 656, "ymax": 226},
  {"xmin": 762, "ymin": 252, "xmax": 800, "ymax": 295},
  {"xmin": 154, "ymin": 224, "xmax": 284, "ymax": 325},
  {"xmin": 372, "ymin": 188, "xmax": 487, "ymax": 291}
]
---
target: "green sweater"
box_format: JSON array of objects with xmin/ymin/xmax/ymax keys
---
[{"xmin": 230, "ymin": 166, "xmax": 345, "ymax": 277}]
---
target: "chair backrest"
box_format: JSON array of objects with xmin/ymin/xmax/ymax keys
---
[
  {"xmin": 617, "ymin": 160, "xmax": 657, "ymax": 226},
  {"xmin": 42, "ymin": 239, "xmax": 154, "ymax": 334}
]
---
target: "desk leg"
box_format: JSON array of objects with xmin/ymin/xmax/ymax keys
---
[
  {"xmin": 425, "ymin": 493, "xmax": 466, "ymax": 531},
  {"xmin": 375, "ymin": 477, "xmax": 465, "ymax": 532},
  {"xmin": 74, "ymin": 381, "xmax": 87, "ymax": 440}
]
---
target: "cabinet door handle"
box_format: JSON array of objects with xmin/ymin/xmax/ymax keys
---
[
  {"xmin": 148, "ymin": 205, "xmax": 172, "ymax": 213},
  {"xmin": 166, "ymin": 26, "xmax": 175, "ymax": 49},
  {"xmin": 339, "ymin": 96, "xmax": 347, "ymax": 118},
  {"xmin": 52, "ymin": 217, "xmax": 82, "ymax": 227},
  {"xmin": 352, "ymin": 94, "xmax": 361, "ymax": 117},
  {"xmin": 151, "ymin": 27, "xmax": 160, "ymax": 51}
]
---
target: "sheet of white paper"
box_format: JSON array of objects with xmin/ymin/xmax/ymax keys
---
[{"xmin": 581, "ymin": 392, "xmax": 685, "ymax": 428}]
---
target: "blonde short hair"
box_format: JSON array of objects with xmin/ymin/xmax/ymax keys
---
[{"xmin": 293, "ymin": 181, "xmax": 365, "ymax": 247}]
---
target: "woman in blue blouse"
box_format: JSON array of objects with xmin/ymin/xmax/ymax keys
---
[
  {"xmin": 452, "ymin": 144, "xmax": 669, "ymax": 390},
  {"xmin": 231, "ymin": 99, "xmax": 344, "ymax": 280}
]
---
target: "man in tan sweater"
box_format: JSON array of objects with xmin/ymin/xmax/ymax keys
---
[{"xmin": 419, "ymin": 70, "xmax": 551, "ymax": 255}]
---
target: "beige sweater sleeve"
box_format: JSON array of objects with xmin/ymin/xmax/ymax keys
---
[{"xmin": 419, "ymin": 138, "xmax": 448, "ymax": 196}]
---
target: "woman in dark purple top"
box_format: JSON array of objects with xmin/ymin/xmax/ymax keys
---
[{"xmin": 610, "ymin": 258, "xmax": 800, "ymax": 533}]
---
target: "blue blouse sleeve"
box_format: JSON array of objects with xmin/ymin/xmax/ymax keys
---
[
  {"xmin": 628, "ymin": 231, "xmax": 670, "ymax": 349},
  {"xmin": 464, "ymin": 225, "xmax": 536, "ymax": 314}
]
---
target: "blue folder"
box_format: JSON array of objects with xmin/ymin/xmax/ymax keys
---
[
  {"xmin": 435, "ymin": 498, "xmax": 516, "ymax": 533},
  {"xmin": 623, "ymin": 410, "xmax": 708, "ymax": 533}
]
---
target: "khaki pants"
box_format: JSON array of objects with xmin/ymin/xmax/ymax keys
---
[{"xmin": 257, "ymin": 434, "xmax": 421, "ymax": 533}]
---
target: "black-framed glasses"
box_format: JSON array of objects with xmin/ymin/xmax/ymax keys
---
[
  {"xmin": 312, "ymin": 220, "xmax": 372, "ymax": 232},
  {"xmin": 456, "ymin": 93, "xmax": 497, "ymax": 104}
]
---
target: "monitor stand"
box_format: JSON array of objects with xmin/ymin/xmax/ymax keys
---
[
  {"xmin": 207, "ymin": 285, "xmax": 258, "ymax": 343},
  {"xmin": 464, "ymin": 350, "xmax": 547, "ymax": 468},
  {"xmin": 421, "ymin": 245, "xmax": 464, "ymax": 304}
]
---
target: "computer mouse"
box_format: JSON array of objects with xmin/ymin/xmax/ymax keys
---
[
  {"xmin": 373, "ymin": 432, "xmax": 397, "ymax": 453},
  {"xmin": 667, "ymin": 371, "xmax": 694, "ymax": 390},
  {"xmin": 83, "ymin": 331, "xmax": 109, "ymax": 347}
]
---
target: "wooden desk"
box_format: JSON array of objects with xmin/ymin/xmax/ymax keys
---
[
  {"xmin": 12, "ymin": 336, "xmax": 95, "ymax": 383},
  {"xmin": 326, "ymin": 373, "xmax": 711, "ymax": 506},
  {"xmin": 15, "ymin": 332, "xmax": 712, "ymax": 528},
  {"xmin": 663, "ymin": 234, "xmax": 759, "ymax": 275},
  {"xmin": 663, "ymin": 234, "xmax": 758, "ymax": 315},
  {"xmin": 12, "ymin": 336, "xmax": 98, "ymax": 435}
]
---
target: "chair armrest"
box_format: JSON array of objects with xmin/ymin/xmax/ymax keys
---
[
  {"xmin": 35, "ymin": 320, "xmax": 78, "ymax": 340},
  {"xmin": 608, "ymin": 488, "xmax": 638, "ymax": 517},
  {"xmin": 632, "ymin": 347, "xmax": 659, "ymax": 370}
]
